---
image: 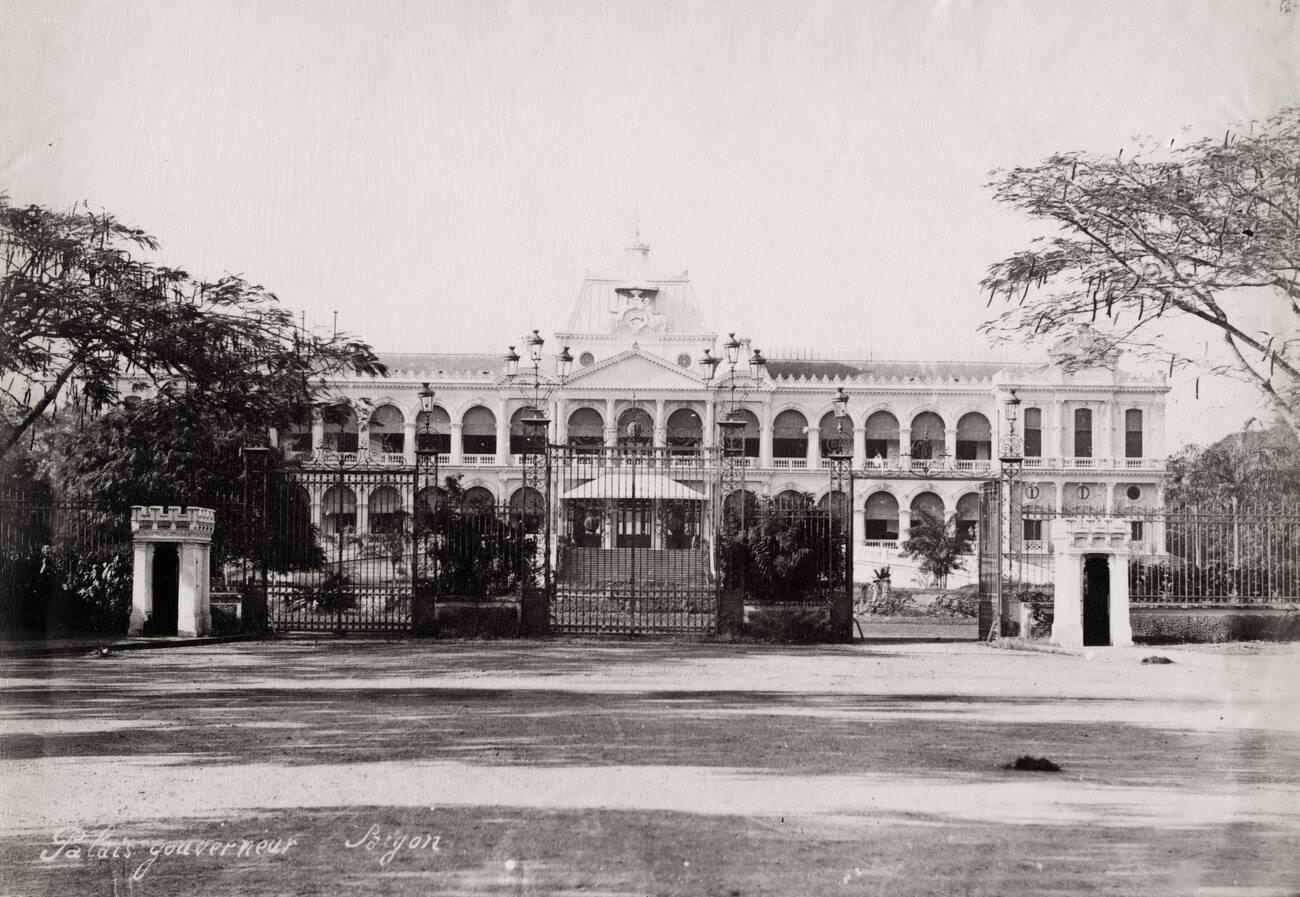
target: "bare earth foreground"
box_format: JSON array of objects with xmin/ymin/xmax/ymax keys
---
[{"xmin": 1, "ymin": 639, "xmax": 1298, "ymax": 896}]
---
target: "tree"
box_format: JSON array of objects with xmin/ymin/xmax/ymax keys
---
[
  {"xmin": 1166, "ymin": 420, "xmax": 1300, "ymax": 508},
  {"xmin": 0, "ymin": 196, "xmax": 385, "ymax": 460},
  {"xmin": 900, "ymin": 508, "xmax": 972, "ymax": 588},
  {"xmin": 980, "ymin": 107, "xmax": 1300, "ymax": 438}
]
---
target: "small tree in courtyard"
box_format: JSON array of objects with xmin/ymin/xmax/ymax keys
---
[{"xmin": 901, "ymin": 508, "xmax": 972, "ymax": 588}]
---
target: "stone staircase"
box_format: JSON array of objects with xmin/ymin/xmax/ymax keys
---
[{"xmin": 559, "ymin": 547, "xmax": 713, "ymax": 585}]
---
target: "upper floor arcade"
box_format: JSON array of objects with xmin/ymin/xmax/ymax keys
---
[{"xmin": 274, "ymin": 377, "xmax": 1169, "ymax": 478}]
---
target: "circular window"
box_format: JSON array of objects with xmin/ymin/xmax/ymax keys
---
[
  {"xmin": 677, "ymin": 353, "xmax": 692, "ymax": 368},
  {"xmin": 1025, "ymin": 485, "xmax": 1040, "ymax": 500},
  {"xmin": 1126, "ymin": 485, "xmax": 1142, "ymax": 501},
  {"xmin": 579, "ymin": 352, "xmax": 595, "ymax": 367},
  {"xmin": 1076, "ymin": 485, "xmax": 1090, "ymax": 501}
]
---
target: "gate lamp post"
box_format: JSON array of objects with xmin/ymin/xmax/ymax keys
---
[
  {"xmin": 824, "ymin": 387, "xmax": 854, "ymax": 613},
  {"xmin": 996, "ymin": 388, "xmax": 1025, "ymax": 639},
  {"xmin": 414, "ymin": 382, "xmax": 438, "ymax": 599}
]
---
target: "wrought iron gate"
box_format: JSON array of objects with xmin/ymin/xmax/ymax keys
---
[
  {"xmin": 549, "ymin": 445, "xmax": 719, "ymax": 634},
  {"xmin": 243, "ymin": 457, "xmax": 540, "ymax": 634}
]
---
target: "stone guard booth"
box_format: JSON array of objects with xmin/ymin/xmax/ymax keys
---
[
  {"xmin": 1049, "ymin": 517, "xmax": 1134, "ymax": 648},
  {"xmin": 129, "ymin": 506, "xmax": 215, "ymax": 638}
]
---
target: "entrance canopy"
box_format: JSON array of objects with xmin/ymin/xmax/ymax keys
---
[{"xmin": 562, "ymin": 472, "xmax": 706, "ymax": 501}]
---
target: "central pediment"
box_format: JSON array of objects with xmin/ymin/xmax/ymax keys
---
[{"xmin": 564, "ymin": 348, "xmax": 705, "ymax": 390}]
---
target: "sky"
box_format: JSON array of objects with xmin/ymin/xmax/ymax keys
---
[{"xmin": 2, "ymin": 0, "xmax": 1297, "ymax": 448}]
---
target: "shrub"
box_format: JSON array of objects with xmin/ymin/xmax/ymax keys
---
[
  {"xmin": 745, "ymin": 606, "xmax": 835, "ymax": 643},
  {"xmin": 929, "ymin": 585, "xmax": 979, "ymax": 618},
  {"xmin": 0, "ymin": 546, "xmax": 131, "ymax": 637}
]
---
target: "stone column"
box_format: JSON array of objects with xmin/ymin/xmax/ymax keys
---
[
  {"xmin": 128, "ymin": 542, "xmax": 155, "ymax": 635},
  {"xmin": 555, "ymin": 397, "xmax": 568, "ymax": 445},
  {"xmin": 758, "ymin": 406, "xmax": 773, "ymax": 468},
  {"xmin": 496, "ymin": 399, "xmax": 510, "ymax": 465},
  {"xmin": 1101, "ymin": 401, "xmax": 1115, "ymax": 463},
  {"xmin": 898, "ymin": 507, "xmax": 912, "ymax": 541},
  {"xmin": 944, "ymin": 427, "xmax": 958, "ymax": 466},
  {"xmin": 853, "ymin": 426, "xmax": 867, "ymax": 469},
  {"xmin": 129, "ymin": 506, "xmax": 215, "ymax": 638},
  {"xmin": 311, "ymin": 411, "xmax": 325, "ymax": 458},
  {"xmin": 703, "ymin": 397, "xmax": 715, "ymax": 449},
  {"xmin": 1108, "ymin": 547, "xmax": 1134, "ymax": 647},
  {"xmin": 403, "ymin": 421, "xmax": 417, "ymax": 465},
  {"xmin": 450, "ymin": 422, "xmax": 464, "ymax": 464},
  {"xmin": 653, "ymin": 399, "xmax": 667, "ymax": 448},
  {"xmin": 806, "ymin": 416, "xmax": 820, "ymax": 468},
  {"xmin": 898, "ymin": 426, "xmax": 912, "ymax": 465},
  {"xmin": 355, "ymin": 485, "xmax": 371, "ymax": 535}
]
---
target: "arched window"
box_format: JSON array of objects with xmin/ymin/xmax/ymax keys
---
[
  {"xmin": 284, "ymin": 412, "xmax": 313, "ymax": 455},
  {"xmin": 1023, "ymin": 407, "xmax": 1043, "ymax": 458},
  {"xmin": 775, "ymin": 489, "xmax": 809, "ymax": 512},
  {"xmin": 415, "ymin": 407, "xmax": 451, "ymax": 454},
  {"xmin": 414, "ymin": 485, "xmax": 446, "ymax": 529},
  {"xmin": 321, "ymin": 485, "xmax": 357, "ymax": 535},
  {"xmin": 956, "ymin": 492, "xmax": 980, "ymax": 542},
  {"xmin": 509, "ymin": 486, "xmax": 544, "ymax": 533},
  {"xmin": 955, "ymin": 413, "xmax": 991, "ymax": 461},
  {"xmin": 1125, "ymin": 409, "xmax": 1143, "ymax": 458},
  {"xmin": 819, "ymin": 411, "xmax": 851, "ymax": 458},
  {"xmin": 772, "ymin": 410, "xmax": 808, "ymax": 458},
  {"xmin": 720, "ymin": 409, "xmax": 760, "ymax": 458},
  {"xmin": 567, "ymin": 407, "xmax": 604, "ymax": 450},
  {"xmin": 666, "ymin": 408, "xmax": 703, "ymax": 450},
  {"xmin": 462, "ymin": 407, "xmax": 497, "ymax": 456},
  {"xmin": 462, "ymin": 486, "xmax": 496, "ymax": 508},
  {"xmin": 368, "ymin": 485, "xmax": 404, "ymax": 534},
  {"xmin": 323, "ymin": 405, "xmax": 359, "ymax": 453},
  {"xmin": 864, "ymin": 492, "xmax": 899, "ymax": 540},
  {"xmin": 818, "ymin": 490, "xmax": 849, "ymax": 524},
  {"xmin": 369, "ymin": 405, "xmax": 405, "ymax": 455},
  {"xmin": 864, "ymin": 411, "xmax": 899, "ymax": 460},
  {"xmin": 509, "ymin": 406, "xmax": 547, "ymax": 454},
  {"xmin": 1073, "ymin": 408, "xmax": 1093, "ymax": 458},
  {"xmin": 723, "ymin": 489, "xmax": 759, "ymax": 521},
  {"xmin": 910, "ymin": 412, "xmax": 945, "ymax": 460},
  {"xmin": 909, "ymin": 491, "xmax": 945, "ymax": 526},
  {"xmin": 617, "ymin": 407, "xmax": 654, "ymax": 446}
]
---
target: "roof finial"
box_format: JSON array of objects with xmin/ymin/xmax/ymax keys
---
[{"xmin": 628, "ymin": 211, "xmax": 649, "ymax": 258}]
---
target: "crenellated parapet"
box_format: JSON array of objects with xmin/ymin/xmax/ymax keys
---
[{"xmin": 130, "ymin": 506, "xmax": 216, "ymax": 542}]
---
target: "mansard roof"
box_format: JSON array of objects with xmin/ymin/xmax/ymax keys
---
[
  {"xmin": 764, "ymin": 358, "xmax": 1027, "ymax": 383},
  {"xmin": 562, "ymin": 242, "xmax": 709, "ymax": 336},
  {"xmin": 374, "ymin": 353, "xmax": 503, "ymax": 379}
]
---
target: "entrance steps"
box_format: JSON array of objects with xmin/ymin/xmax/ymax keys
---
[{"xmin": 559, "ymin": 547, "xmax": 712, "ymax": 585}]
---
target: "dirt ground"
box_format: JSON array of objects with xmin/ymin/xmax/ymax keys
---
[{"xmin": 1, "ymin": 638, "xmax": 1298, "ymax": 896}]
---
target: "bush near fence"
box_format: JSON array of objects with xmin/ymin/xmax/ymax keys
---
[{"xmin": 0, "ymin": 546, "xmax": 132, "ymax": 637}]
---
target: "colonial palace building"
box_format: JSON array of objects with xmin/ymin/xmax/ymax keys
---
[{"xmin": 272, "ymin": 240, "xmax": 1170, "ymax": 586}]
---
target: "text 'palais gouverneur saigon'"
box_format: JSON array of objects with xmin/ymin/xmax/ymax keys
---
[{"xmin": 267, "ymin": 238, "xmax": 1169, "ymax": 588}]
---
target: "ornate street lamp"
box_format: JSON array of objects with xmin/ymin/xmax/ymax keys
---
[
  {"xmin": 504, "ymin": 346, "xmax": 520, "ymax": 379},
  {"xmin": 823, "ymin": 387, "xmax": 854, "ymax": 617},
  {"xmin": 723, "ymin": 332, "xmax": 741, "ymax": 366},
  {"xmin": 525, "ymin": 329, "xmax": 545, "ymax": 364},
  {"xmin": 414, "ymin": 382, "xmax": 438, "ymax": 599},
  {"xmin": 993, "ymin": 388, "xmax": 1025, "ymax": 640}
]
